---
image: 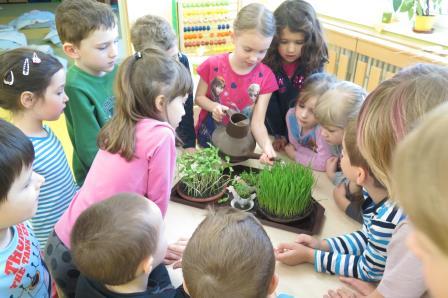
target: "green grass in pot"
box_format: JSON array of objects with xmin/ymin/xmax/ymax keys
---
[
  {"xmin": 257, "ymin": 162, "xmax": 314, "ymax": 218},
  {"xmin": 177, "ymin": 145, "xmax": 232, "ymax": 198}
]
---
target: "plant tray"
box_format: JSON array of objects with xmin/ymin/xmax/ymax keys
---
[{"xmin": 171, "ymin": 165, "xmax": 325, "ymax": 235}]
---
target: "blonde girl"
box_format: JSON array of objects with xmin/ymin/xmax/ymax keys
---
[
  {"xmin": 284, "ymin": 72, "xmax": 336, "ymax": 171},
  {"xmin": 45, "ymin": 48, "xmax": 193, "ymax": 297},
  {"xmin": 263, "ymin": 0, "xmax": 328, "ymax": 151},
  {"xmin": 0, "ymin": 48, "xmax": 78, "ymax": 249},
  {"xmin": 195, "ymin": 3, "xmax": 278, "ymax": 164},
  {"xmin": 393, "ymin": 102, "xmax": 448, "ymax": 298}
]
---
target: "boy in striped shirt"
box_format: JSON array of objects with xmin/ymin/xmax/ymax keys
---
[{"xmin": 275, "ymin": 121, "xmax": 405, "ymax": 282}]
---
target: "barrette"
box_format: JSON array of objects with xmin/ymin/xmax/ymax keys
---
[
  {"xmin": 23, "ymin": 58, "xmax": 30, "ymax": 76},
  {"xmin": 134, "ymin": 51, "xmax": 142, "ymax": 60},
  {"xmin": 32, "ymin": 52, "xmax": 41, "ymax": 64},
  {"xmin": 3, "ymin": 70, "xmax": 14, "ymax": 86}
]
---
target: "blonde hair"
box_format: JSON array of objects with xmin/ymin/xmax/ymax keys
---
[
  {"xmin": 315, "ymin": 81, "xmax": 365, "ymax": 128},
  {"xmin": 97, "ymin": 48, "xmax": 192, "ymax": 161},
  {"xmin": 233, "ymin": 3, "xmax": 275, "ymax": 37},
  {"xmin": 357, "ymin": 64, "xmax": 448, "ymax": 193},
  {"xmin": 296, "ymin": 72, "xmax": 336, "ymax": 105},
  {"xmin": 130, "ymin": 14, "xmax": 176, "ymax": 52},
  {"xmin": 182, "ymin": 208, "xmax": 275, "ymax": 298},
  {"xmin": 392, "ymin": 102, "xmax": 448, "ymax": 256}
]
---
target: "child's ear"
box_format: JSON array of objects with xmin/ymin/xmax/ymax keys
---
[
  {"xmin": 267, "ymin": 273, "xmax": 279, "ymax": 295},
  {"xmin": 141, "ymin": 256, "xmax": 153, "ymax": 274},
  {"xmin": 155, "ymin": 95, "xmax": 166, "ymax": 113},
  {"xmin": 20, "ymin": 91, "xmax": 36, "ymax": 109},
  {"xmin": 355, "ymin": 167, "xmax": 367, "ymax": 185},
  {"xmin": 62, "ymin": 42, "xmax": 80, "ymax": 59}
]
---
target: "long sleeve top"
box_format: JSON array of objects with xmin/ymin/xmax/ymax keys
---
[
  {"xmin": 285, "ymin": 108, "xmax": 332, "ymax": 171},
  {"xmin": 55, "ymin": 118, "xmax": 176, "ymax": 248},
  {"xmin": 314, "ymin": 199, "xmax": 405, "ymax": 282}
]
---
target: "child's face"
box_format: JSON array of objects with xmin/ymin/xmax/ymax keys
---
[
  {"xmin": 277, "ymin": 27, "xmax": 305, "ymax": 64},
  {"xmin": 167, "ymin": 94, "xmax": 187, "ymax": 129},
  {"xmin": 295, "ymin": 96, "xmax": 318, "ymax": 131},
  {"xmin": 0, "ymin": 166, "xmax": 44, "ymax": 229},
  {"xmin": 232, "ymin": 29, "xmax": 272, "ymax": 71},
  {"xmin": 75, "ymin": 26, "xmax": 119, "ymax": 76},
  {"xmin": 34, "ymin": 69, "xmax": 68, "ymax": 121},
  {"xmin": 321, "ymin": 126, "xmax": 344, "ymax": 145},
  {"xmin": 407, "ymin": 229, "xmax": 448, "ymax": 298}
]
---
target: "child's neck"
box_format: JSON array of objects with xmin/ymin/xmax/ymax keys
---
[
  {"xmin": 105, "ymin": 271, "xmax": 149, "ymax": 294},
  {"xmin": 363, "ymin": 181, "xmax": 388, "ymax": 204},
  {"xmin": 0, "ymin": 227, "xmax": 12, "ymax": 250},
  {"xmin": 12, "ymin": 113, "xmax": 46, "ymax": 138},
  {"xmin": 228, "ymin": 53, "xmax": 256, "ymax": 75}
]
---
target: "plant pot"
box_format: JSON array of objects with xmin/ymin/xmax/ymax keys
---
[
  {"xmin": 176, "ymin": 182, "xmax": 227, "ymax": 203},
  {"xmin": 413, "ymin": 15, "xmax": 436, "ymax": 33},
  {"xmin": 257, "ymin": 200, "xmax": 314, "ymax": 224}
]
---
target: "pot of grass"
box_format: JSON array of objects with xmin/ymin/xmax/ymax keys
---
[
  {"xmin": 177, "ymin": 145, "xmax": 232, "ymax": 202},
  {"xmin": 256, "ymin": 162, "xmax": 314, "ymax": 223}
]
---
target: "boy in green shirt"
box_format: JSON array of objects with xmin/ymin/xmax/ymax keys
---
[{"xmin": 55, "ymin": 0, "xmax": 119, "ymax": 185}]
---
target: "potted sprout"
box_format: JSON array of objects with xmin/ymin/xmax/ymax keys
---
[
  {"xmin": 177, "ymin": 145, "xmax": 232, "ymax": 202},
  {"xmin": 228, "ymin": 175, "xmax": 256, "ymax": 211},
  {"xmin": 256, "ymin": 162, "xmax": 315, "ymax": 223}
]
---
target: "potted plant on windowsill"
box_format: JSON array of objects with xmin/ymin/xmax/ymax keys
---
[
  {"xmin": 393, "ymin": 0, "xmax": 444, "ymax": 33},
  {"xmin": 177, "ymin": 145, "xmax": 232, "ymax": 202},
  {"xmin": 256, "ymin": 162, "xmax": 315, "ymax": 223}
]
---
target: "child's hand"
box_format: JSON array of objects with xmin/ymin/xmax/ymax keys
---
[
  {"xmin": 324, "ymin": 287, "xmax": 361, "ymax": 298},
  {"xmin": 294, "ymin": 234, "xmax": 321, "ymax": 249},
  {"xmin": 333, "ymin": 183, "xmax": 351, "ymax": 212},
  {"xmin": 284, "ymin": 144, "xmax": 296, "ymax": 160},
  {"xmin": 183, "ymin": 147, "xmax": 197, "ymax": 154},
  {"xmin": 212, "ymin": 104, "xmax": 228, "ymax": 122},
  {"xmin": 272, "ymin": 136, "xmax": 288, "ymax": 151},
  {"xmin": 260, "ymin": 144, "xmax": 277, "ymax": 165},
  {"xmin": 326, "ymin": 156, "xmax": 339, "ymax": 180},
  {"xmin": 338, "ymin": 276, "xmax": 376, "ymax": 296},
  {"xmin": 275, "ymin": 242, "xmax": 314, "ymax": 265},
  {"xmin": 164, "ymin": 237, "xmax": 189, "ymax": 265}
]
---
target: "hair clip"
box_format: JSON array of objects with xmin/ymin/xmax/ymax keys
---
[
  {"xmin": 23, "ymin": 58, "xmax": 30, "ymax": 76},
  {"xmin": 134, "ymin": 51, "xmax": 142, "ymax": 60},
  {"xmin": 3, "ymin": 70, "xmax": 14, "ymax": 86},
  {"xmin": 32, "ymin": 52, "xmax": 41, "ymax": 64}
]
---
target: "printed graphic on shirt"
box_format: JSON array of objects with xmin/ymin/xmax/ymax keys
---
[
  {"xmin": 0, "ymin": 224, "xmax": 50, "ymax": 298},
  {"xmin": 102, "ymin": 96, "xmax": 115, "ymax": 119}
]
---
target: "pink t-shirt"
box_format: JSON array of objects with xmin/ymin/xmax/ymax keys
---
[
  {"xmin": 196, "ymin": 53, "xmax": 278, "ymax": 126},
  {"xmin": 55, "ymin": 118, "xmax": 176, "ymax": 248}
]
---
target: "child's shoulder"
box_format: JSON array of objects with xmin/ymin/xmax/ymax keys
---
[
  {"xmin": 66, "ymin": 64, "xmax": 118, "ymax": 87},
  {"xmin": 373, "ymin": 200, "xmax": 405, "ymax": 226}
]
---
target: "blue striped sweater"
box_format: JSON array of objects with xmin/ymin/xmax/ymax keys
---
[
  {"xmin": 314, "ymin": 197, "xmax": 405, "ymax": 282},
  {"xmin": 29, "ymin": 125, "xmax": 78, "ymax": 248}
]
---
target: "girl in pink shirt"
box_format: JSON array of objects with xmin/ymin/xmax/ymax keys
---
[{"xmin": 45, "ymin": 48, "xmax": 193, "ymax": 297}]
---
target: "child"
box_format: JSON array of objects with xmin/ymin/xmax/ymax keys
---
[
  {"xmin": 393, "ymin": 102, "xmax": 448, "ymax": 298},
  {"xmin": 0, "ymin": 119, "xmax": 49, "ymax": 297},
  {"xmin": 263, "ymin": 0, "xmax": 328, "ymax": 151},
  {"xmin": 72, "ymin": 193, "xmax": 174, "ymax": 297},
  {"xmin": 195, "ymin": 3, "xmax": 279, "ymax": 164},
  {"xmin": 284, "ymin": 73, "xmax": 335, "ymax": 171},
  {"xmin": 0, "ymin": 48, "xmax": 78, "ymax": 249},
  {"xmin": 182, "ymin": 208, "xmax": 278, "ymax": 298},
  {"xmin": 277, "ymin": 119, "xmax": 403, "ymax": 282},
  {"xmin": 314, "ymin": 81, "xmax": 366, "ymax": 221},
  {"xmin": 45, "ymin": 48, "xmax": 193, "ymax": 297},
  {"xmin": 55, "ymin": 0, "xmax": 118, "ymax": 186},
  {"xmin": 131, "ymin": 14, "xmax": 196, "ymax": 152}
]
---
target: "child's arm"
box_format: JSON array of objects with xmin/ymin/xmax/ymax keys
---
[
  {"xmin": 251, "ymin": 93, "xmax": 276, "ymax": 160},
  {"xmin": 195, "ymin": 79, "xmax": 227, "ymax": 122}
]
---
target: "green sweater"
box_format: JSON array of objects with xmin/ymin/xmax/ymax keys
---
[{"xmin": 64, "ymin": 65, "xmax": 117, "ymax": 186}]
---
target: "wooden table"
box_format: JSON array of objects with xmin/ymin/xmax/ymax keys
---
[{"xmin": 165, "ymin": 154, "xmax": 360, "ymax": 298}]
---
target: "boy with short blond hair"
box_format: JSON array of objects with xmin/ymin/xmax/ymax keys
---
[
  {"xmin": 0, "ymin": 119, "xmax": 48, "ymax": 297},
  {"xmin": 55, "ymin": 0, "xmax": 119, "ymax": 186},
  {"xmin": 182, "ymin": 208, "xmax": 278, "ymax": 298},
  {"xmin": 131, "ymin": 14, "xmax": 196, "ymax": 151}
]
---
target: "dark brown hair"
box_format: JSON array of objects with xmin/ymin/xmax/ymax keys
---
[
  {"xmin": 71, "ymin": 193, "xmax": 160, "ymax": 285},
  {"xmin": 182, "ymin": 208, "xmax": 275, "ymax": 298},
  {"xmin": 97, "ymin": 47, "xmax": 193, "ymax": 160},
  {"xmin": 263, "ymin": 0, "xmax": 328, "ymax": 76},
  {"xmin": 55, "ymin": 0, "xmax": 116, "ymax": 46},
  {"xmin": 0, "ymin": 48, "xmax": 63, "ymax": 112},
  {"xmin": 131, "ymin": 14, "xmax": 177, "ymax": 52},
  {"xmin": 0, "ymin": 119, "xmax": 34, "ymax": 201}
]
